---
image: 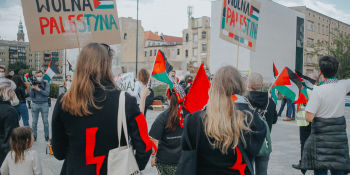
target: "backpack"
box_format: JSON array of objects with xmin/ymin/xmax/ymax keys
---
[{"xmin": 254, "ymin": 99, "xmax": 272, "ymax": 156}]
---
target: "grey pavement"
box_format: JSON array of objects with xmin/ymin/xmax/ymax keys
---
[{"xmin": 24, "ymin": 100, "xmax": 350, "ymax": 175}]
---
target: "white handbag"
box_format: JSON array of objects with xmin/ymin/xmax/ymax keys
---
[{"xmin": 107, "ymin": 91, "xmax": 141, "ymax": 175}]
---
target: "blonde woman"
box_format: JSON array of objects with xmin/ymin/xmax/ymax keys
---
[
  {"xmin": 0, "ymin": 78, "xmax": 19, "ymax": 165},
  {"xmin": 179, "ymin": 66, "xmax": 266, "ymax": 175},
  {"xmin": 51, "ymin": 43, "xmax": 155, "ymax": 175}
]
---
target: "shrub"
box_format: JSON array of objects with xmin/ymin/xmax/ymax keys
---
[{"xmin": 50, "ymin": 83, "xmax": 59, "ymax": 99}]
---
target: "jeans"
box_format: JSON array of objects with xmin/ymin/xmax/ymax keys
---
[
  {"xmin": 314, "ymin": 170, "xmax": 344, "ymax": 175},
  {"xmin": 31, "ymin": 102, "xmax": 49, "ymax": 139},
  {"xmin": 286, "ymin": 99, "xmax": 295, "ymax": 118},
  {"xmin": 14, "ymin": 103, "xmax": 29, "ymax": 126},
  {"xmin": 254, "ymin": 155, "xmax": 270, "ymax": 175},
  {"xmin": 278, "ymin": 98, "xmax": 287, "ymax": 116}
]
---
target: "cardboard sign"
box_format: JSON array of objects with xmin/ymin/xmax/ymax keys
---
[
  {"xmin": 21, "ymin": 0, "xmax": 121, "ymax": 52},
  {"xmin": 220, "ymin": 0, "xmax": 261, "ymax": 51},
  {"xmin": 116, "ymin": 72, "xmax": 135, "ymax": 94}
]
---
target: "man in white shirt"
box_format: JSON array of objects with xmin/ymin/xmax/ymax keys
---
[{"xmin": 303, "ymin": 56, "xmax": 350, "ymax": 175}]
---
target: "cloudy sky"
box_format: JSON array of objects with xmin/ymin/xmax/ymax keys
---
[{"xmin": 0, "ymin": 0, "xmax": 349, "ymax": 41}]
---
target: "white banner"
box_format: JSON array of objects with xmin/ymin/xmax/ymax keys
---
[{"xmin": 116, "ymin": 72, "xmax": 135, "ymax": 94}]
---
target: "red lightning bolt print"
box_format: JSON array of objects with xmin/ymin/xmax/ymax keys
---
[
  {"xmin": 86, "ymin": 127, "xmax": 106, "ymax": 175},
  {"xmin": 228, "ymin": 147, "xmax": 247, "ymax": 175}
]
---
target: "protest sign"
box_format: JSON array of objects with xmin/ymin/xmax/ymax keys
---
[
  {"xmin": 220, "ymin": 0, "xmax": 261, "ymax": 51},
  {"xmin": 116, "ymin": 72, "xmax": 135, "ymax": 94},
  {"xmin": 21, "ymin": 0, "xmax": 121, "ymax": 52}
]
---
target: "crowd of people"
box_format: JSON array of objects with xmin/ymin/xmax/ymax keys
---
[{"xmin": 0, "ymin": 43, "xmax": 349, "ymax": 175}]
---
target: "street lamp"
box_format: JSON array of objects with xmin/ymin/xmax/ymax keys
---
[{"xmin": 136, "ymin": 0, "xmax": 139, "ymax": 75}]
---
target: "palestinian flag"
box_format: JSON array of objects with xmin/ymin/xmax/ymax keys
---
[
  {"xmin": 271, "ymin": 67, "xmax": 303, "ymax": 104},
  {"xmin": 67, "ymin": 60, "xmax": 74, "ymax": 72},
  {"xmin": 294, "ymin": 87, "xmax": 309, "ymax": 112},
  {"xmin": 152, "ymin": 50, "xmax": 174, "ymax": 89},
  {"xmin": 273, "ymin": 62, "xmax": 279, "ymax": 79},
  {"xmin": 295, "ymin": 71, "xmax": 316, "ymax": 90},
  {"xmin": 43, "ymin": 59, "xmax": 59, "ymax": 83}
]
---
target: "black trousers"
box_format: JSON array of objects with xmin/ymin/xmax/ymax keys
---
[{"xmin": 299, "ymin": 124, "xmax": 312, "ymax": 158}]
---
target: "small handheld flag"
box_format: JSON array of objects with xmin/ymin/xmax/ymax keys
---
[
  {"xmin": 67, "ymin": 60, "xmax": 74, "ymax": 73},
  {"xmin": 151, "ymin": 50, "xmax": 174, "ymax": 89},
  {"xmin": 273, "ymin": 62, "xmax": 279, "ymax": 79},
  {"xmin": 43, "ymin": 59, "xmax": 59, "ymax": 83}
]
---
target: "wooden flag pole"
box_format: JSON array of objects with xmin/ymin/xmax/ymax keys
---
[
  {"xmin": 236, "ymin": 44, "xmax": 240, "ymax": 69},
  {"xmin": 74, "ymin": 23, "xmax": 81, "ymax": 53}
]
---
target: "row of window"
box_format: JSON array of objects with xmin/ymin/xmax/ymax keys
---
[
  {"xmin": 185, "ymin": 31, "xmax": 207, "ymax": 42},
  {"xmin": 145, "ymin": 49, "xmax": 182, "ymax": 57},
  {"xmin": 308, "ymin": 20, "xmax": 349, "ymax": 35},
  {"xmin": 0, "ymin": 52, "xmax": 5, "ymax": 56}
]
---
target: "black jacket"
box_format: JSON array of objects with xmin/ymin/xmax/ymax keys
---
[
  {"xmin": 299, "ymin": 116, "xmax": 350, "ymax": 172},
  {"xmin": 14, "ymin": 86, "xmax": 28, "ymax": 104},
  {"xmin": 247, "ymin": 91, "xmax": 278, "ymax": 131},
  {"xmin": 52, "ymin": 83, "xmax": 152, "ymax": 175},
  {"xmin": 181, "ymin": 103, "xmax": 266, "ymax": 175},
  {"xmin": 0, "ymin": 100, "xmax": 19, "ymax": 165}
]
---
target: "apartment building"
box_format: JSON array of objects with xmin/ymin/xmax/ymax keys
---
[{"xmin": 291, "ymin": 6, "xmax": 350, "ymax": 74}]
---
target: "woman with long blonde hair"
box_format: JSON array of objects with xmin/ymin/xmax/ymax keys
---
[
  {"xmin": 178, "ymin": 66, "xmax": 266, "ymax": 175},
  {"xmin": 51, "ymin": 43, "xmax": 155, "ymax": 175}
]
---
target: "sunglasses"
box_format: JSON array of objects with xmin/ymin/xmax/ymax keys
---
[{"xmin": 100, "ymin": 43, "xmax": 111, "ymax": 53}]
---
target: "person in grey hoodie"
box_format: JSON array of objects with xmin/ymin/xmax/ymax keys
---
[{"xmin": 247, "ymin": 72, "xmax": 278, "ymax": 175}]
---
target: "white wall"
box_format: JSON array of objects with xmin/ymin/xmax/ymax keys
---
[{"xmin": 210, "ymin": 0, "xmax": 305, "ymax": 82}]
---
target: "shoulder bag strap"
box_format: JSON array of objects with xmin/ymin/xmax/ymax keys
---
[
  {"xmin": 237, "ymin": 142, "xmax": 254, "ymax": 175},
  {"xmin": 117, "ymin": 91, "xmax": 130, "ymax": 147}
]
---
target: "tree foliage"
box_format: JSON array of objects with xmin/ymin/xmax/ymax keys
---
[
  {"xmin": 8, "ymin": 62, "xmax": 28, "ymax": 74},
  {"xmin": 308, "ymin": 30, "xmax": 350, "ymax": 79}
]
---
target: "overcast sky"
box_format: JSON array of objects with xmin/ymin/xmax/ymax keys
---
[{"xmin": 0, "ymin": 0, "xmax": 349, "ymax": 41}]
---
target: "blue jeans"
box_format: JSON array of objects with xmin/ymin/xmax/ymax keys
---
[
  {"xmin": 314, "ymin": 170, "xmax": 344, "ymax": 175},
  {"xmin": 286, "ymin": 99, "xmax": 295, "ymax": 118},
  {"xmin": 254, "ymin": 155, "xmax": 270, "ymax": 175},
  {"xmin": 14, "ymin": 103, "xmax": 29, "ymax": 126},
  {"xmin": 31, "ymin": 102, "xmax": 49, "ymax": 139},
  {"xmin": 278, "ymin": 98, "xmax": 287, "ymax": 116}
]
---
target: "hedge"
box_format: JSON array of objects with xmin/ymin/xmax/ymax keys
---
[{"xmin": 50, "ymin": 83, "xmax": 59, "ymax": 99}]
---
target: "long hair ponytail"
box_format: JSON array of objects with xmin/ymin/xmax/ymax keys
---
[
  {"xmin": 165, "ymin": 93, "xmax": 180, "ymax": 132},
  {"xmin": 204, "ymin": 66, "xmax": 252, "ymax": 154}
]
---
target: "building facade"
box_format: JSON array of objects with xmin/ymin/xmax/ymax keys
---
[
  {"xmin": 0, "ymin": 21, "xmax": 64, "ymax": 76},
  {"xmin": 182, "ymin": 16, "xmax": 211, "ymax": 67},
  {"xmin": 291, "ymin": 6, "xmax": 350, "ymax": 74}
]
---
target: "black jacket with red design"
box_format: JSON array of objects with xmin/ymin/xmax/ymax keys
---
[
  {"xmin": 52, "ymin": 82, "xmax": 152, "ymax": 175},
  {"xmin": 181, "ymin": 103, "xmax": 266, "ymax": 175}
]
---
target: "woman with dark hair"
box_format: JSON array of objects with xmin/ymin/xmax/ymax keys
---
[
  {"xmin": 149, "ymin": 85, "xmax": 186, "ymax": 175},
  {"xmin": 12, "ymin": 75, "xmax": 29, "ymax": 126},
  {"xmin": 51, "ymin": 43, "xmax": 155, "ymax": 175}
]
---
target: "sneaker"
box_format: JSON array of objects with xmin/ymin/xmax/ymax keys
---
[{"xmin": 284, "ymin": 118, "xmax": 294, "ymax": 121}]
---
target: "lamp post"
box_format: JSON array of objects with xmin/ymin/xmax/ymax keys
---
[{"xmin": 135, "ymin": 0, "xmax": 139, "ymax": 75}]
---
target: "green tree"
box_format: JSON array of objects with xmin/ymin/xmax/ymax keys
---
[
  {"xmin": 308, "ymin": 30, "xmax": 350, "ymax": 79},
  {"xmin": 8, "ymin": 62, "xmax": 28, "ymax": 74}
]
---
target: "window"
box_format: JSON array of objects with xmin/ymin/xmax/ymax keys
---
[
  {"xmin": 154, "ymin": 50, "xmax": 156, "ymax": 56},
  {"xmin": 193, "ymin": 48, "xmax": 197, "ymax": 56},
  {"xmin": 306, "ymin": 69, "xmax": 313, "ymax": 75},
  {"xmin": 193, "ymin": 34, "xmax": 198, "ymax": 43},
  {"xmin": 185, "ymin": 33, "xmax": 189, "ymax": 42},
  {"xmin": 0, "ymin": 58, "xmax": 4, "ymax": 62},
  {"xmin": 144, "ymin": 51, "xmax": 147, "ymax": 57},
  {"xmin": 202, "ymin": 43, "xmax": 207, "ymax": 52},
  {"xmin": 123, "ymin": 33, "xmax": 127, "ymax": 40},
  {"xmin": 150, "ymin": 50, "xmax": 152, "ymax": 56},
  {"xmin": 202, "ymin": 31, "xmax": 207, "ymax": 39},
  {"xmin": 318, "ymin": 23, "xmax": 320, "ymax": 33},
  {"xmin": 307, "ymin": 20, "xmax": 314, "ymax": 31},
  {"xmin": 307, "ymin": 38, "xmax": 314, "ymax": 46},
  {"xmin": 306, "ymin": 54, "xmax": 313, "ymax": 63},
  {"xmin": 185, "ymin": 50, "xmax": 188, "ymax": 57},
  {"xmin": 177, "ymin": 49, "xmax": 180, "ymax": 55}
]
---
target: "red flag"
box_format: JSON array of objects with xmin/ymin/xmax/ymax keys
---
[
  {"xmin": 273, "ymin": 62, "xmax": 279, "ymax": 78},
  {"xmin": 184, "ymin": 63, "xmax": 211, "ymax": 113}
]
